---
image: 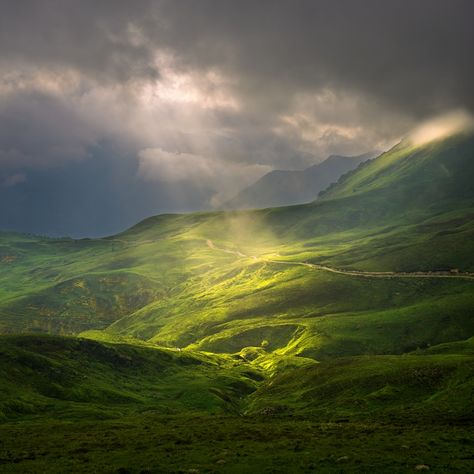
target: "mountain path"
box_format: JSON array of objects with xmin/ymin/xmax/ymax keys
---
[{"xmin": 206, "ymin": 239, "xmax": 474, "ymax": 280}]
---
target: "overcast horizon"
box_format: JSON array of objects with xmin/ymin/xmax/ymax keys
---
[{"xmin": 1, "ymin": 0, "xmax": 473, "ymax": 237}]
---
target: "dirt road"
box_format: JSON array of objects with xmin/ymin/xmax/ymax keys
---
[{"xmin": 206, "ymin": 240, "xmax": 474, "ymax": 280}]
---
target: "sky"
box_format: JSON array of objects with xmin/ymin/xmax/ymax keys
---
[{"xmin": 1, "ymin": 0, "xmax": 473, "ymax": 237}]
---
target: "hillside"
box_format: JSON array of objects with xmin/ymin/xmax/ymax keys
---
[
  {"xmin": 321, "ymin": 133, "xmax": 474, "ymax": 202},
  {"xmin": 225, "ymin": 153, "xmax": 373, "ymax": 209},
  {"xmin": 259, "ymin": 131, "xmax": 474, "ymax": 271},
  {"xmin": 0, "ymin": 335, "xmax": 260, "ymax": 420}
]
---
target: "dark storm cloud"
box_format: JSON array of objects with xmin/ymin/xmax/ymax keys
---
[
  {"xmin": 1, "ymin": 0, "xmax": 473, "ymax": 114},
  {"xmin": 0, "ymin": 0, "xmax": 473, "ymax": 236},
  {"xmin": 153, "ymin": 0, "xmax": 474, "ymax": 117},
  {"xmin": 0, "ymin": 91, "xmax": 97, "ymax": 169},
  {"xmin": 0, "ymin": 0, "xmax": 158, "ymax": 83}
]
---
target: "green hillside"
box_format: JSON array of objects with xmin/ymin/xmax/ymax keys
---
[
  {"xmin": 321, "ymin": 132, "xmax": 474, "ymax": 202},
  {"xmin": 0, "ymin": 335, "xmax": 261, "ymax": 421},
  {"xmin": 247, "ymin": 339, "xmax": 474, "ymax": 421}
]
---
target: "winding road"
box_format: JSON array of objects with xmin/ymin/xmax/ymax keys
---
[{"xmin": 206, "ymin": 239, "xmax": 474, "ymax": 281}]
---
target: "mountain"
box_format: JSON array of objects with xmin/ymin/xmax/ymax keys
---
[
  {"xmin": 260, "ymin": 131, "xmax": 474, "ymax": 271},
  {"xmin": 0, "ymin": 130, "xmax": 473, "ymax": 471},
  {"xmin": 321, "ymin": 134, "xmax": 474, "ymax": 204},
  {"xmin": 225, "ymin": 152, "xmax": 374, "ymax": 209}
]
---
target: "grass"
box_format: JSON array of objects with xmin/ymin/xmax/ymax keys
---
[
  {"xmin": 247, "ymin": 345, "xmax": 474, "ymax": 421},
  {"xmin": 0, "ymin": 416, "xmax": 472, "ymax": 473},
  {"xmin": 0, "ymin": 335, "xmax": 262, "ymax": 421}
]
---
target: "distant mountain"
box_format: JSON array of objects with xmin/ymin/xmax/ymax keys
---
[{"xmin": 225, "ymin": 152, "xmax": 374, "ymax": 209}]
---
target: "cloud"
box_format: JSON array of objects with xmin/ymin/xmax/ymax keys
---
[
  {"xmin": 0, "ymin": 90, "xmax": 97, "ymax": 169},
  {"xmin": 272, "ymin": 89, "xmax": 405, "ymax": 159},
  {"xmin": 409, "ymin": 110, "xmax": 474, "ymax": 146},
  {"xmin": 0, "ymin": 0, "xmax": 159, "ymax": 83},
  {"xmin": 2, "ymin": 1, "xmax": 473, "ymax": 115},
  {"xmin": 2, "ymin": 0, "xmax": 472, "ymax": 172},
  {"xmin": 152, "ymin": 0, "xmax": 474, "ymax": 117},
  {"xmin": 1, "ymin": 173, "xmax": 26, "ymax": 188},
  {"xmin": 138, "ymin": 147, "xmax": 271, "ymax": 206},
  {"xmin": 138, "ymin": 149, "xmax": 216, "ymax": 182}
]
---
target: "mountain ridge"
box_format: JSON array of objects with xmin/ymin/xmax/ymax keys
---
[{"xmin": 225, "ymin": 152, "xmax": 375, "ymax": 209}]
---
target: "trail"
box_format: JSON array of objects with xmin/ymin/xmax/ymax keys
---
[{"xmin": 205, "ymin": 239, "xmax": 474, "ymax": 281}]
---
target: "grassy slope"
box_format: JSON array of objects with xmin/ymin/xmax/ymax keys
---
[
  {"xmin": 2, "ymin": 333, "xmax": 471, "ymax": 424},
  {"xmin": 0, "ymin": 335, "xmax": 261, "ymax": 421},
  {"xmin": 246, "ymin": 338, "xmax": 474, "ymax": 421}
]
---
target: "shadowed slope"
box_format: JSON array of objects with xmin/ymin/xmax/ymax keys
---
[{"xmin": 0, "ymin": 335, "xmax": 260, "ymax": 420}]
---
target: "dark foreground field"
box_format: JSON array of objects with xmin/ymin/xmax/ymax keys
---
[{"xmin": 0, "ymin": 416, "xmax": 473, "ymax": 473}]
